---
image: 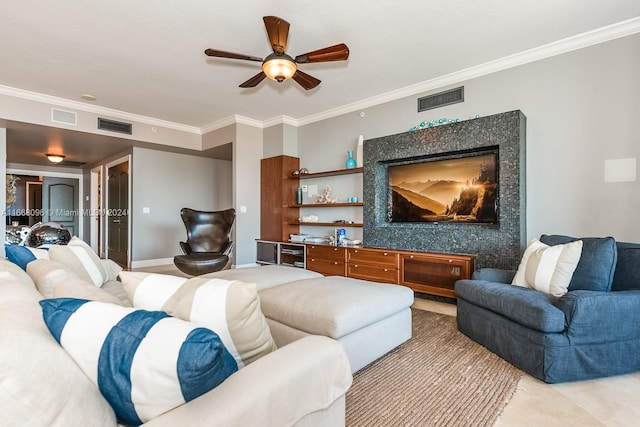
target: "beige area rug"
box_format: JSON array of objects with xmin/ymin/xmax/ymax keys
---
[{"xmin": 346, "ymin": 309, "xmax": 523, "ymax": 427}]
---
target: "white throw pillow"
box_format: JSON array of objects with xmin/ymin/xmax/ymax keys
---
[
  {"xmin": 119, "ymin": 271, "xmax": 277, "ymax": 368},
  {"xmin": 512, "ymin": 238, "xmax": 583, "ymax": 297},
  {"xmin": 48, "ymin": 236, "xmax": 108, "ymax": 287},
  {"xmin": 39, "ymin": 298, "xmax": 238, "ymax": 426},
  {"xmin": 27, "ymin": 259, "xmax": 78, "ymax": 298}
]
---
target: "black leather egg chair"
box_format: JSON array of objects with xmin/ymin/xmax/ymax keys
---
[{"xmin": 173, "ymin": 207, "xmax": 235, "ymax": 276}]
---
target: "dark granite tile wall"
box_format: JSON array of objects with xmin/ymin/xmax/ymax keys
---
[{"xmin": 363, "ymin": 110, "xmax": 526, "ymax": 270}]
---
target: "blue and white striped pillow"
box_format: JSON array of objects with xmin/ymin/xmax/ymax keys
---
[
  {"xmin": 5, "ymin": 244, "xmax": 49, "ymax": 270},
  {"xmin": 40, "ymin": 298, "xmax": 238, "ymax": 426}
]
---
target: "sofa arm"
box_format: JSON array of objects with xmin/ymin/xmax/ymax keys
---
[
  {"xmin": 143, "ymin": 335, "xmax": 352, "ymax": 427},
  {"xmin": 471, "ymin": 268, "xmax": 516, "ymax": 283},
  {"xmin": 556, "ymin": 290, "xmax": 640, "ymax": 343}
]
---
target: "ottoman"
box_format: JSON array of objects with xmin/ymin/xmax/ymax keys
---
[{"xmin": 258, "ymin": 276, "xmax": 414, "ymax": 373}]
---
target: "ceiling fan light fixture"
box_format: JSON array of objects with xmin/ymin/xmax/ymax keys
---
[
  {"xmin": 262, "ymin": 54, "xmax": 296, "ymax": 82},
  {"xmin": 46, "ymin": 154, "xmax": 65, "ymax": 164}
]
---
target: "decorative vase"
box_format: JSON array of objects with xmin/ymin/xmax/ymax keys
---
[
  {"xmin": 356, "ymin": 135, "xmax": 364, "ymax": 168},
  {"xmin": 345, "ymin": 150, "xmax": 357, "ymax": 169}
]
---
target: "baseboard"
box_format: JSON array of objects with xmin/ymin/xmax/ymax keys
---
[
  {"xmin": 233, "ymin": 262, "xmax": 260, "ymax": 269},
  {"xmin": 130, "ymin": 257, "xmax": 175, "ymax": 269}
]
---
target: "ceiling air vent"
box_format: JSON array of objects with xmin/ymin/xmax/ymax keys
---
[
  {"xmin": 98, "ymin": 117, "xmax": 132, "ymax": 135},
  {"xmin": 417, "ymin": 86, "xmax": 464, "ymax": 112},
  {"xmin": 58, "ymin": 160, "xmax": 87, "ymax": 167}
]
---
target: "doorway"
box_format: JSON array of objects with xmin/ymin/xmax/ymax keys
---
[
  {"xmin": 5, "ymin": 170, "xmax": 82, "ymax": 240},
  {"xmin": 41, "ymin": 176, "xmax": 80, "ymax": 236},
  {"xmin": 106, "ymin": 157, "xmax": 130, "ymax": 267}
]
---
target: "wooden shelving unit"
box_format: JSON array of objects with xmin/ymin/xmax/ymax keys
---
[
  {"xmin": 293, "ymin": 167, "xmax": 363, "ymax": 179},
  {"xmin": 291, "ymin": 202, "xmax": 363, "ymax": 208},
  {"xmin": 290, "ymin": 221, "xmax": 363, "ymax": 227}
]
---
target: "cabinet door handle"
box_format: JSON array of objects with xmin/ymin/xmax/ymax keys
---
[
  {"xmin": 354, "ymin": 249, "xmax": 358, "ymax": 253},
  {"xmin": 334, "ymin": 262, "xmax": 338, "ymax": 265},
  {"xmin": 383, "ymin": 252, "xmax": 388, "ymax": 256},
  {"xmin": 354, "ymin": 264, "xmax": 358, "ymax": 268},
  {"xmin": 410, "ymin": 255, "xmax": 414, "ymax": 259},
  {"xmin": 384, "ymin": 268, "xmax": 388, "ymax": 272},
  {"xmin": 448, "ymin": 259, "xmax": 452, "ymax": 263}
]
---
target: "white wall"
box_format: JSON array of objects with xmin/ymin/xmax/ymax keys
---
[
  {"xmin": 131, "ymin": 147, "xmax": 232, "ymax": 265},
  {"xmin": 0, "ymin": 128, "xmax": 6, "ymax": 258},
  {"xmin": 297, "ymin": 33, "xmax": 640, "ymax": 244},
  {"xmin": 233, "ymin": 124, "xmax": 262, "ymax": 266}
]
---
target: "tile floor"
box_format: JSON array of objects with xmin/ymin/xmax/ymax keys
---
[
  {"xmin": 412, "ymin": 297, "xmax": 640, "ymax": 427},
  {"xmin": 135, "ymin": 266, "xmax": 639, "ymax": 426}
]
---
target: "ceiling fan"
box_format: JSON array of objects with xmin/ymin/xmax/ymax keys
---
[{"xmin": 204, "ymin": 16, "xmax": 349, "ymax": 90}]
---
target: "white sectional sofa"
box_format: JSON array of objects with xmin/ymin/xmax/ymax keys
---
[{"xmin": 0, "ymin": 258, "xmax": 352, "ymax": 427}]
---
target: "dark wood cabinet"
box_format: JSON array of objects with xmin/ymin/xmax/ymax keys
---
[
  {"xmin": 346, "ymin": 247, "xmax": 399, "ymax": 283},
  {"xmin": 399, "ymin": 252, "xmax": 474, "ymax": 298},
  {"xmin": 302, "ymin": 244, "xmax": 475, "ymax": 298},
  {"xmin": 260, "ymin": 155, "xmax": 300, "ymax": 242},
  {"xmin": 306, "ymin": 244, "xmax": 347, "ymax": 276}
]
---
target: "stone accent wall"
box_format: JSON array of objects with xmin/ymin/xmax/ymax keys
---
[{"xmin": 363, "ymin": 110, "xmax": 526, "ymax": 270}]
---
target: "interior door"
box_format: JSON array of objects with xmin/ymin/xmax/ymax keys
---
[
  {"xmin": 41, "ymin": 177, "xmax": 79, "ymax": 236},
  {"xmin": 107, "ymin": 161, "xmax": 129, "ymax": 267}
]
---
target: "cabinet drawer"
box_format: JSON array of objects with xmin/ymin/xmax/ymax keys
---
[
  {"xmin": 306, "ymin": 245, "xmax": 346, "ymax": 263},
  {"xmin": 347, "ymin": 264, "xmax": 399, "ymax": 284},
  {"xmin": 306, "ymin": 258, "xmax": 346, "ymax": 276},
  {"xmin": 347, "ymin": 248, "xmax": 398, "ymax": 267},
  {"xmin": 400, "ymin": 253, "xmax": 474, "ymax": 296}
]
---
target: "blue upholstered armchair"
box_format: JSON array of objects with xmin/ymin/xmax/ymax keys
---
[{"xmin": 455, "ymin": 235, "xmax": 640, "ymax": 383}]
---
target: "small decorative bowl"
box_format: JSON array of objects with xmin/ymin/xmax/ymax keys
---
[
  {"xmin": 299, "ymin": 168, "xmax": 309, "ymax": 174},
  {"xmin": 291, "ymin": 170, "xmax": 300, "ymax": 176}
]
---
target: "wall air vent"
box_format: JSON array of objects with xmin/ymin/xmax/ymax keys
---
[
  {"xmin": 51, "ymin": 108, "xmax": 77, "ymax": 125},
  {"xmin": 98, "ymin": 117, "xmax": 132, "ymax": 135},
  {"xmin": 418, "ymin": 86, "xmax": 464, "ymax": 112}
]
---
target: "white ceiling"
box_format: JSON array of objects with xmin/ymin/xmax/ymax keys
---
[{"xmin": 1, "ymin": 1, "xmax": 640, "ymax": 165}]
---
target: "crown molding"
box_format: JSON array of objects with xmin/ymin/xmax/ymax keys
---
[
  {"xmin": 4, "ymin": 17, "xmax": 639, "ymax": 136},
  {"xmin": 0, "ymin": 85, "xmax": 201, "ymax": 134},
  {"xmin": 292, "ymin": 16, "xmax": 640, "ymax": 126}
]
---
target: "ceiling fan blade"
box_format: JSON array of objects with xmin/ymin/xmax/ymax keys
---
[
  {"xmin": 204, "ymin": 49, "xmax": 263, "ymax": 62},
  {"xmin": 294, "ymin": 43, "xmax": 349, "ymax": 63},
  {"xmin": 292, "ymin": 70, "xmax": 321, "ymax": 90},
  {"xmin": 239, "ymin": 71, "xmax": 267, "ymax": 88},
  {"xmin": 263, "ymin": 16, "xmax": 290, "ymax": 55}
]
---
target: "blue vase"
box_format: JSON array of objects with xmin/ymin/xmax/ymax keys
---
[{"xmin": 345, "ymin": 150, "xmax": 357, "ymax": 169}]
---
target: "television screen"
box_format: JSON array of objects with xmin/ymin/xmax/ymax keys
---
[{"xmin": 388, "ymin": 150, "xmax": 498, "ymax": 223}]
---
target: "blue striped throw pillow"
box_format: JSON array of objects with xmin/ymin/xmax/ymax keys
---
[
  {"xmin": 40, "ymin": 298, "xmax": 238, "ymax": 426},
  {"xmin": 5, "ymin": 244, "xmax": 49, "ymax": 270}
]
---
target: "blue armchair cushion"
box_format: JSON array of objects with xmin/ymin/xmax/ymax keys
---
[
  {"xmin": 554, "ymin": 290, "xmax": 640, "ymax": 343},
  {"xmin": 539, "ymin": 235, "xmax": 617, "ymax": 292},
  {"xmin": 611, "ymin": 242, "xmax": 640, "ymax": 291},
  {"xmin": 455, "ymin": 279, "xmax": 566, "ymax": 333}
]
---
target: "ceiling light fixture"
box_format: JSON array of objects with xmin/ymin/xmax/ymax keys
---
[
  {"xmin": 262, "ymin": 54, "xmax": 297, "ymax": 82},
  {"xmin": 81, "ymin": 94, "xmax": 97, "ymax": 101},
  {"xmin": 46, "ymin": 154, "xmax": 66, "ymax": 164}
]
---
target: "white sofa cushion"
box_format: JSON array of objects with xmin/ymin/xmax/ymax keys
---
[
  {"xmin": 53, "ymin": 277, "xmax": 127, "ymax": 305},
  {"xmin": 0, "ymin": 258, "xmax": 36, "ymax": 288},
  {"xmin": 201, "ymin": 264, "xmax": 323, "ymax": 291},
  {"xmin": 40, "ymin": 298, "xmax": 238, "ymax": 426},
  {"xmin": 0, "ymin": 280, "xmax": 116, "ymax": 427},
  {"xmin": 48, "ymin": 237, "xmax": 107, "ymax": 286},
  {"xmin": 26, "ymin": 259, "xmax": 78, "ymax": 298},
  {"xmin": 120, "ymin": 272, "xmax": 277, "ymax": 368}
]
